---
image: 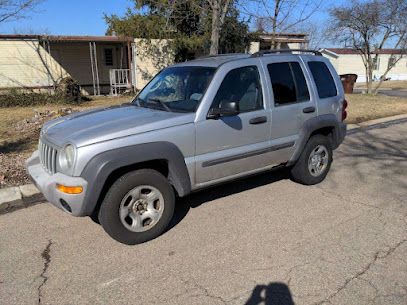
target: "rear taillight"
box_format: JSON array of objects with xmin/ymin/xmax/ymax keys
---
[{"xmin": 342, "ymin": 99, "xmax": 348, "ymax": 121}]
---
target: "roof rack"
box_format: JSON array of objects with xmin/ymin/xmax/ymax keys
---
[{"xmin": 251, "ymin": 49, "xmax": 322, "ymax": 57}]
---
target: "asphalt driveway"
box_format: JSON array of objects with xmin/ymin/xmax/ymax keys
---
[{"xmin": 1, "ymin": 121, "xmax": 406, "ymax": 305}]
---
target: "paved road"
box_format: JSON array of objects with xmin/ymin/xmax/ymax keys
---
[{"xmin": 1, "ymin": 121, "xmax": 407, "ymax": 305}]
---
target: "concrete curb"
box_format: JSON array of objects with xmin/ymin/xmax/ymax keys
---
[
  {"xmin": 0, "ymin": 184, "xmax": 44, "ymax": 215},
  {"xmin": 0, "ymin": 112, "xmax": 406, "ymax": 215},
  {"xmin": 347, "ymin": 113, "xmax": 407, "ymax": 131}
]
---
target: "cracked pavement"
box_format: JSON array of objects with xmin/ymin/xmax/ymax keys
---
[{"xmin": 0, "ymin": 121, "xmax": 406, "ymax": 305}]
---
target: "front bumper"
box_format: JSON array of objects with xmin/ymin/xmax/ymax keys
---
[{"xmin": 26, "ymin": 150, "xmax": 88, "ymax": 216}]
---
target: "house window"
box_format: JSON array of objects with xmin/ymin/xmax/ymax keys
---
[
  {"xmin": 104, "ymin": 48, "xmax": 113, "ymax": 66},
  {"xmin": 372, "ymin": 57, "xmax": 380, "ymax": 70}
]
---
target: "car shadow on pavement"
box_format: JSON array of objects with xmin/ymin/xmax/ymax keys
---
[
  {"xmin": 168, "ymin": 167, "xmax": 290, "ymax": 231},
  {"xmin": 245, "ymin": 282, "xmax": 295, "ymax": 305},
  {"xmin": 332, "ymin": 126, "xmax": 407, "ymax": 196}
]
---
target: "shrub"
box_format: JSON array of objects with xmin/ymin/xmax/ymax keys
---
[{"xmin": 0, "ymin": 79, "xmax": 90, "ymax": 108}]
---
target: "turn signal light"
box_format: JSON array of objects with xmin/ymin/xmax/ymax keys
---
[{"xmin": 56, "ymin": 184, "xmax": 83, "ymax": 194}]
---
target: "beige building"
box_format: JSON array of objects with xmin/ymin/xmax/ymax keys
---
[
  {"xmin": 320, "ymin": 48, "xmax": 407, "ymax": 83},
  {"xmin": 0, "ymin": 35, "xmax": 138, "ymax": 95},
  {"xmin": 0, "ymin": 34, "xmax": 169, "ymax": 95},
  {"xmin": 0, "ymin": 33, "xmax": 309, "ymax": 95},
  {"xmin": 249, "ymin": 33, "xmax": 309, "ymax": 53}
]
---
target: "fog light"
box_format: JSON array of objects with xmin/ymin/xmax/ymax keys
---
[
  {"xmin": 59, "ymin": 199, "xmax": 72, "ymax": 213},
  {"xmin": 56, "ymin": 184, "xmax": 83, "ymax": 194}
]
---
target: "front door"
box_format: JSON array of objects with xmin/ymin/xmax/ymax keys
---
[{"xmin": 194, "ymin": 64, "xmax": 272, "ymax": 185}]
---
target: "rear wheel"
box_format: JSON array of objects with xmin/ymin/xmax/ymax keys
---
[
  {"xmin": 290, "ymin": 135, "xmax": 333, "ymax": 185},
  {"xmin": 98, "ymin": 169, "xmax": 175, "ymax": 245}
]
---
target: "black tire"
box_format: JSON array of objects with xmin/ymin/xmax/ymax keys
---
[
  {"xmin": 98, "ymin": 169, "xmax": 175, "ymax": 245},
  {"xmin": 290, "ymin": 135, "xmax": 333, "ymax": 185}
]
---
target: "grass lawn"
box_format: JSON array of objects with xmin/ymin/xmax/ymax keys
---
[
  {"xmin": 346, "ymin": 94, "xmax": 407, "ymax": 123},
  {"xmin": 0, "ymin": 93, "xmax": 406, "ymax": 187}
]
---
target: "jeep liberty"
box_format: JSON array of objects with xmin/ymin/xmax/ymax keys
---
[{"xmin": 26, "ymin": 50, "xmax": 347, "ymax": 245}]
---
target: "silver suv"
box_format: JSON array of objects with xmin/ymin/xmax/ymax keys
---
[{"xmin": 27, "ymin": 50, "xmax": 347, "ymax": 245}]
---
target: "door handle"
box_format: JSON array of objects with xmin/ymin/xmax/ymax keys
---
[
  {"xmin": 249, "ymin": 116, "xmax": 268, "ymax": 124},
  {"xmin": 303, "ymin": 107, "xmax": 316, "ymax": 113}
]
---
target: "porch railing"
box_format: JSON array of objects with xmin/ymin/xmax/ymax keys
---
[{"xmin": 110, "ymin": 69, "xmax": 131, "ymax": 95}]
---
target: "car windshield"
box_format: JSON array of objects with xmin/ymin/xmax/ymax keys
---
[{"xmin": 133, "ymin": 66, "xmax": 216, "ymax": 113}]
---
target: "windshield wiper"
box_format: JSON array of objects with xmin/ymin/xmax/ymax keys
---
[
  {"xmin": 147, "ymin": 98, "xmax": 173, "ymax": 112},
  {"xmin": 133, "ymin": 97, "xmax": 144, "ymax": 107}
]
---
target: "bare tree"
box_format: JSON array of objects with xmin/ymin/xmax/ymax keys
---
[
  {"xmin": 206, "ymin": 0, "xmax": 232, "ymax": 55},
  {"xmin": 329, "ymin": 0, "xmax": 407, "ymax": 94},
  {"xmin": 0, "ymin": 0, "xmax": 42, "ymax": 24},
  {"xmin": 239, "ymin": 0, "xmax": 322, "ymax": 49}
]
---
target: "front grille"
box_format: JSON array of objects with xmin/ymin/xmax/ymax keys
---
[{"xmin": 39, "ymin": 140, "xmax": 57, "ymax": 174}]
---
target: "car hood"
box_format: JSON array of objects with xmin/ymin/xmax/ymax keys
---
[{"xmin": 41, "ymin": 104, "xmax": 194, "ymax": 147}]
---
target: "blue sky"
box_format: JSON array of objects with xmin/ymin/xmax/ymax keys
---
[
  {"xmin": 0, "ymin": 0, "xmax": 339, "ymax": 37},
  {"xmin": 0, "ymin": 0, "xmax": 132, "ymax": 35}
]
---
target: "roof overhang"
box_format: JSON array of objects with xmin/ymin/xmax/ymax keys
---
[
  {"xmin": 258, "ymin": 33, "xmax": 309, "ymax": 43},
  {"xmin": 0, "ymin": 34, "xmax": 133, "ymax": 43},
  {"xmin": 319, "ymin": 48, "xmax": 340, "ymax": 58}
]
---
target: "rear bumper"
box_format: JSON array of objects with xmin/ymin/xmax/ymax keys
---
[
  {"xmin": 335, "ymin": 122, "xmax": 347, "ymax": 148},
  {"xmin": 26, "ymin": 150, "xmax": 88, "ymax": 216}
]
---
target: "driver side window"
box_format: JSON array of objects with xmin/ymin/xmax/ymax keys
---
[{"xmin": 211, "ymin": 66, "xmax": 263, "ymax": 113}]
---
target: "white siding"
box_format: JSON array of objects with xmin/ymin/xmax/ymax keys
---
[
  {"xmin": 0, "ymin": 40, "xmax": 69, "ymax": 88},
  {"xmin": 322, "ymin": 52, "xmax": 407, "ymax": 82}
]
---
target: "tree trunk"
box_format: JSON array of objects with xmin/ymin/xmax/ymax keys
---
[
  {"xmin": 270, "ymin": 0, "xmax": 280, "ymax": 50},
  {"xmin": 366, "ymin": 54, "xmax": 373, "ymax": 94},
  {"xmin": 210, "ymin": 2, "xmax": 220, "ymax": 55}
]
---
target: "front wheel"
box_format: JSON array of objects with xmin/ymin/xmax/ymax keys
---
[
  {"xmin": 290, "ymin": 135, "xmax": 333, "ymax": 185},
  {"xmin": 98, "ymin": 169, "xmax": 175, "ymax": 245}
]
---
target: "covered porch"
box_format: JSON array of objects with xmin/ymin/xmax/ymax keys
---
[{"xmin": 45, "ymin": 35, "xmax": 135, "ymax": 95}]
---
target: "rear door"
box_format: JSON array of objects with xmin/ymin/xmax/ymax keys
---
[
  {"xmin": 262, "ymin": 56, "xmax": 317, "ymax": 163},
  {"xmin": 303, "ymin": 58, "xmax": 343, "ymax": 120}
]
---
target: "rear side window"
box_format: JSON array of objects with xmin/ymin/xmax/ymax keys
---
[
  {"xmin": 308, "ymin": 61, "xmax": 337, "ymax": 98},
  {"xmin": 267, "ymin": 62, "xmax": 310, "ymax": 106}
]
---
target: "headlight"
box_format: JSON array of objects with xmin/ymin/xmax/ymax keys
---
[{"xmin": 58, "ymin": 144, "xmax": 76, "ymax": 172}]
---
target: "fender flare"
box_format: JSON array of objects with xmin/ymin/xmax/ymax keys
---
[
  {"xmin": 79, "ymin": 141, "xmax": 191, "ymax": 216},
  {"xmin": 288, "ymin": 114, "xmax": 345, "ymax": 165}
]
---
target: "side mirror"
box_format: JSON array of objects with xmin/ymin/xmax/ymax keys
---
[{"xmin": 207, "ymin": 101, "xmax": 240, "ymax": 119}]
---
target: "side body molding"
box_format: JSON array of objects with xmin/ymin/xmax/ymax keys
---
[
  {"xmin": 80, "ymin": 142, "xmax": 191, "ymax": 216},
  {"xmin": 288, "ymin": 114, "xmax": 346, "ymax": 166}
]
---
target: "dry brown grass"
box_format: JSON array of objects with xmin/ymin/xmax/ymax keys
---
[
  {"xmin": 0, "ymin": 96, "xmax": 132, "ymax": 143},
  {"xmin": 355, "ymin": 80, "xmax": 407, "ymax": 90},
  {"xmin": 345, "ymin": 94, "xmax": 407, "ymax": 124}
]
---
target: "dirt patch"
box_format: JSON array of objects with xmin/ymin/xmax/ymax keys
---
[
  {"xmin": 0, "ymin": 96, "xmax": 131, "ymax": 188},
  {"xmin": 0, "ymin": 151, "xmax": 32, "ymax": 187},
  {"xmin": 0, "ymin": 108, "xmax": 78, "ymax": 188}
]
